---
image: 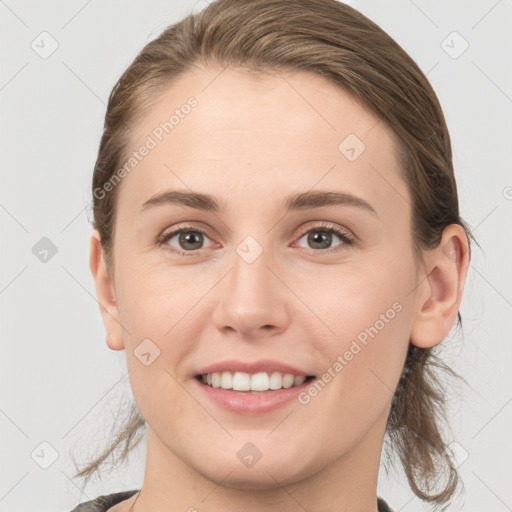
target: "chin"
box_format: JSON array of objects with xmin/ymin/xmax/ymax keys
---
[
  {"xmin": 194, "ymin": 453, "xmax": 314, "ymax": 490},
  {"xmin": 205, "ymin": 467, "xmax": 302, "ymax": 491}
]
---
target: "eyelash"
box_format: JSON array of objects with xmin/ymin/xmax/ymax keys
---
[{"xmin": 156, "ymin": 222, "xmax": 354, "ymax": 257}]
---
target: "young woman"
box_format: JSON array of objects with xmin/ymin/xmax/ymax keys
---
[{"xmin": 71, "ymin": 0, "xmax": 473, "ymax": 510}]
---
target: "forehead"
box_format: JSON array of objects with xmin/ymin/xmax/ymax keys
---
[
  {"xmin": 132, "ymin": 65, "xmax": 389, "ymax": 147},
  {"xmin": 116, "ymin": 64, "xmax": 408, "ymax": 221}
]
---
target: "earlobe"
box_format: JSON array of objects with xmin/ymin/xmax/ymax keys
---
[
  {"xmin": 89, "ymin": 229, "xmax": 125, "ymax": 351},
  {"xmin": 410, "ymin": 224, "xmax": 470, "ymax": 349}
]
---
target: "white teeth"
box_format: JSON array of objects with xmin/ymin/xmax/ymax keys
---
[
  {"xmin": 294, "ymin": 375, "xmax": 306, "ymax": 386},
  {"xmin": 200, "ymin": 371, "xmax": 308, "ymax": 391},
  {"xmin": 212, "ymin": 372, "xmax": 221, "ymax": 388},
  {"xmin": 269, "ymin": 371, "xmax": 282, "ymax": 390},
  {"xmin": 220, "ymin": 371, "xmax": 233, "ymax": 390},
  {"xmin": 282, "ymin": 374, "xmax": 295, "ymax": 388},
  {"xmin": 232, "ymin": 371, "xmax": 251, "ymax": 391},
  {"xmin": 251, "ymin": 372, "xmax": 269, "ymax": 391}
]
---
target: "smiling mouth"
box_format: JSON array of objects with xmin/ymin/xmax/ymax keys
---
[{"xmin": 196, "ymin": 371, "xmax": 316, "ymax": 392}]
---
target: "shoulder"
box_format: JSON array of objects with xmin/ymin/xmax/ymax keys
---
[
  {"xmin": 69, "ymin": 490, "xmax": 139, "ymax": 512},
  {"xmin": 377, "ymin": 496, "xmax": 394, "ymax": 512}
]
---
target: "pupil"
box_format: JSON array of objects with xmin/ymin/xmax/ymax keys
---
[
  {"xmin": 310, "ymin": 231, "xmax": 331, "ymax": 249},
  {"xmin": 180, "ymin": 232, "xmax": 202, "ymax": 250}
]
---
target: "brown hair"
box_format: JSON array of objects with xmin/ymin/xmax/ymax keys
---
[{"xmin": 74, "ymin": 0, "xmax": 475, "ymax": 507}]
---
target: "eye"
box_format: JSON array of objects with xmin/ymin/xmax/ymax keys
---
[
  {"xmin": 295, "ymin": 222, "xmax": 353, "ymax": 252},
  {"xmin": 157, "ymin": 221, "xmax": 354, "ymax": 257},
  {"xmin": 158, "ymin": 226, "xmax": 214, "ymax": 256}
]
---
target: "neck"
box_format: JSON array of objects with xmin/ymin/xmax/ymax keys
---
[{"xmin": 130, "ymin": 413, "xmax": 388, "ymax": 512}]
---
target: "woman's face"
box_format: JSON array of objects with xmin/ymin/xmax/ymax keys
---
[{"xmin": 100, "ymin": 65, "xmax": 425, "ymax": 488}]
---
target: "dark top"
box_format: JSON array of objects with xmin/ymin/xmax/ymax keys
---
[{"xmin": 70, "ymin": 489, "xmax": 394, "ymax": 511}]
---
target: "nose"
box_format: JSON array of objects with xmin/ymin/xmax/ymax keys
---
[{"xmin": 212, "ymin": 240, "xmax": 290, "ymax": 339}]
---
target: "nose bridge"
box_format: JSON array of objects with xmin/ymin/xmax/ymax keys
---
[
  {"xmin": 229, "ymin": 233, "xmax": 275, "ymax": 304},
  {"xmin": 213, "ymin": 232, "xmax": 288, "ymax": 335}
]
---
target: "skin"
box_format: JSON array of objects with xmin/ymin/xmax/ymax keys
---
[{"xmin": 90, "ymin": 65, "xmax": 469, "ymax": 512}]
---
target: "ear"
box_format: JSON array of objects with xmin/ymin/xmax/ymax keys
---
[
  {"xmin": 410, "ymin": 224, "xmax": 470, "ymax": 348},
  {"xmin": 89, "ymin": 229, "xmax": 125, "ymax": 351}
]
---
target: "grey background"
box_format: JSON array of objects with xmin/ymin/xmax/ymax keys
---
[{"xmin": 1, "ymin": 1, "xmax": 511, "ymax": 511}]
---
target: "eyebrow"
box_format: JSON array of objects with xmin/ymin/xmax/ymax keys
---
[{"xmin": 140, "ymin": 190, "xmax": 377, "ymax": 216}]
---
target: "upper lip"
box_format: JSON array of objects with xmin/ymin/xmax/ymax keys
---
[{"xmin": 196, "ymin": 359, "xmax": 314, "ymax": 377}]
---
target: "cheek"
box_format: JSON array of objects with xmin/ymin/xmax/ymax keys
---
[
  {"xmin": 306, "ymin": 253, "xmax": 415, "ymax": 398},
  {"xmin": 121, "ymin": 277, "xmax": 200, "ymax": 428},
  {"xmin": 117, "ymin": 256, "xmax": 210, "ymax": 337},
  {"xmin": 307, "ymin": 261, "xmax": 411, "ymax": 342}
]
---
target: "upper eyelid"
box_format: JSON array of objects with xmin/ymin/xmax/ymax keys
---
[
  {"xmin": 158, "ymin": 223, "xmax": 214, "ymax": 242},
  {"xmin": 158, "ymin": 221, "xmax": 354, "ymax": 245}
]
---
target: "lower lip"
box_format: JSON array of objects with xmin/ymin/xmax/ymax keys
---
[{"xmin": 193, "ymin": 376, "xmax": 315, "ymax": 414}]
